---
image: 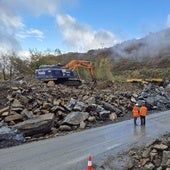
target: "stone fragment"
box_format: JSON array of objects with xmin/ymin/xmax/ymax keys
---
[
  {"xmin": 4, "ymin": 113, "xmax": 23, "ymax": 122},
  {"xmin": 13, "ymin": 113, "xmax": 54, "ymax": 136},
  {"xmin": 153, "ymin": 144, "xmax": 168, "ymax": 151},
  {"xmin": 62, "ymin": 112, "xmax": 89, "ymax": 125},
  {"xmin": 59, "ymin": 125, "xmax": 72, "ymax": 131}
]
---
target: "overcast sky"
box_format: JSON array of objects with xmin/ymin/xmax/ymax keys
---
[{"xmin": 1, "ymin": 0, "xmax": 170, "ymax": 57}]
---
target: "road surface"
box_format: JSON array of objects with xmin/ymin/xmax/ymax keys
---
[{"xmin": 0, "ymin": 110, "xmax": 169, "ymax": 170}]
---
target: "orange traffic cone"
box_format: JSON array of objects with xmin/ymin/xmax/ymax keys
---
[{"xmin": 86, "ymin": 155, "xmax": 93, "ymax": 170}]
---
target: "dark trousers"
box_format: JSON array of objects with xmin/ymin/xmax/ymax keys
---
[
  {"xmin": 134, "ymin": 117, "xmax": 138, "ymax": 125},
  {"xmin": 140, "ymin": 116, "xmax": 146, "ymax": 125}
]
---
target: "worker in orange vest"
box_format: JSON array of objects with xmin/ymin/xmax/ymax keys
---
[
  {"xmin": 140, "ymin": 104, "xmax": 147, "ymax": 126},
  {"xmin": 132, "ymin": 103, "xmax": 139, "ymax": 126}
]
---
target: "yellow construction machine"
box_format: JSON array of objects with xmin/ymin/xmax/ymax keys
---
[{"xmin": 126, "ymin": 78, "xmax": 168, "ymax": 87}]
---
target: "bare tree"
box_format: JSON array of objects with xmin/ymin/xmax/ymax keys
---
[
  {"xmin": 0, "ymin": 52, "xmax": 30, "ymax": 80},
  {"xmin": 10, "ymin": 55, "xmax": 31, "ymax": 75},
  {"xmin": 29, "ymin": 49, "xmax": 42, "ymax": 62},
  {"xmin": 0, "ymin": 53, "xmax": 9, "ymax": 80}
]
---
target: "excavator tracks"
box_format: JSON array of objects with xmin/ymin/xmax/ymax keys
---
[{"xmin": 54, "ymin": 79, "xmax": 82, "ymax": 86}]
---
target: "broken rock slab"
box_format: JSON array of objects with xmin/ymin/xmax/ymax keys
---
[
  {"xmin": 0, "ymin": 122, "xmax": 24, "ymax": 148},
  {"xmin": 62, "ymin": 111, "xmax": 89, "ymax": 126},
  {"xmin": 13, "ymin": 113, "xmax": 54, "ymax": 136}
]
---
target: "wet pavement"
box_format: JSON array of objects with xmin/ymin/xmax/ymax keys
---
[{"xmin": 0, "ymin": 110, "xmax": 169, "ymax": 170}]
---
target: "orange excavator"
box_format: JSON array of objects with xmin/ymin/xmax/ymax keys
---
[{"xmin": 35, "ymin": 59, "xmax": 96, "ymax": 86}]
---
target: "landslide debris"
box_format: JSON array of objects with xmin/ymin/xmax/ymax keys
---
[
  {"xmin": 0, "ymin": 78, "xmax": 170, "ymax": 148},
  {"xmin": 93, "ymin": 133, "xmax": 170, "ymax": 170}
]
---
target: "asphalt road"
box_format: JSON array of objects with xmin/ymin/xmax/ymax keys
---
[{"xmin": 0, "ymin": 110, "xmax": 169, "ymax": 170}]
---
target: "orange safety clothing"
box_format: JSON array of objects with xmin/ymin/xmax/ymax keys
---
[
  {"xmin": 140, "ymin": 106, "xmax": 147, "ymax": 116},
  {"xmin": 132, "ymin": 106, "xmax": 139, "ymax": 117}
]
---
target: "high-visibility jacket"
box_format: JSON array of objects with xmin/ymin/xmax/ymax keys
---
[
  {"xmin": 132, "ymin": 106, "xmax": 139, "ymax": 117},
  {"xmin": 140, "ymin": 106, "xmax": 147, "ymax": 116}
]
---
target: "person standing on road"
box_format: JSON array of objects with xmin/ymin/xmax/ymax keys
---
[
  {"xmin": 140, "ymin": 104, "xmax": 147, "ymax": 126},
  {"xmin": 132, "ymin": 103, "xmax": 139, "ymax": 126}
]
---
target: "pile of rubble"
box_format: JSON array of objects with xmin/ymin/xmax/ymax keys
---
[
  {"xmin": 136, "ymin": 84, "xmax": 170, "ymax": 110},
  {"xmin": 0, "ymin": 79, "xmax": 170, "ymax": 147},
  {"xmin": 127, "ymin": 133, "xmax": 170, "ymax": 170},
  {"xmin": 93, "ymin": 133, "xmax": 170, "ymax": 170}
]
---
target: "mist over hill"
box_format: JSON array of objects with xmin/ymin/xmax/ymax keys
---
[
  {"xmin": 109, "ymin": 28, "xmax": 170, "ymax": 61},
  {"xmin": 73, "ymin": 28, "xmax": 170, "ymax": 80},
  {"xmin": 66, "ymin": 28, "xmax": 170, "ymax": 67}
]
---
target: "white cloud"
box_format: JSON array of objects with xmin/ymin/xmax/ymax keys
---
[
  {"xmin": 0, "ymin": 0, "xmax": 117, "ymax": 55},
  {"xmin": 17, "ymin": 28, "xmax": 45, "ymax": 41},
  {"xmin": 167, "ymin": 14, "xmax": 170, "ymax": 27},
  {"xmin": 27, "ymin": 29, "xmax": 44, "ymax": 39},
  {"xmin": 57, "ymin": 14, "xmax": 119, "ymax": 52},
  {"xmin": 0, "ymin": 1, "xmax": 25, "ymax": 53},
  {"xmin": 0, "ymin": 0, "xmax": 65, "ymax": 54},
  {"xmin": 17, "ymin": 50, "xmax": 30, "ymax": 59},
  {"xmin": 24, "ymin": 0, "xmax": 58, "ymax": 16}
]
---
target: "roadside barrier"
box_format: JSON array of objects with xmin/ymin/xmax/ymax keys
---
[{"xmin": 86, "ymin": 155, "xmax": 93, "ymax": 170}]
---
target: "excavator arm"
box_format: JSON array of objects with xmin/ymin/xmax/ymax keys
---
[{"xmin": 63, "ymin": 60, "xmax": 96, "ymax": 82}]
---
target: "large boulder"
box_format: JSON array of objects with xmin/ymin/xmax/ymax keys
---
[
  {"xmin": 100, "ymin": 101, "xmax": 122, "ymax": 116},
  {"xmin": 0, "ymin": 122, "xmax": 24, "ymax": 148},
  {"xmin": 62, "ymin": 111, "xmax": 89, "ymax": 125},
  {"xmin": 13, "ymin": 113, "xmax": 54, "ymax": 136}
]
